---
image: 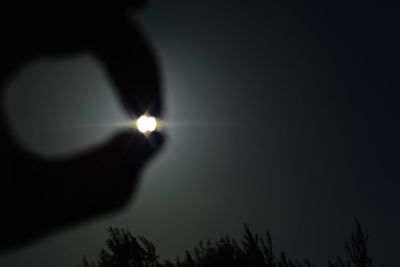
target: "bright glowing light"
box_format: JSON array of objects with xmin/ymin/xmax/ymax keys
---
[{"xmin": 136, "ymin": 115, "xmax": 157, "ymax": 133}]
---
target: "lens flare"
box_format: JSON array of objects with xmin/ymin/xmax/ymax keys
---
[{"xmin": 136, "ymin": 115, "xmax": 157, "ymax": 133}]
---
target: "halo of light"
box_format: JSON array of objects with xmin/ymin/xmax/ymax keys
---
[{"xmin": 136, "ymin": 115, "xmax": 157, "ymax": 133}]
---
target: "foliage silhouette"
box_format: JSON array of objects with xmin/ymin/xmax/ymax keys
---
[
  {"xmin": 328, "ymin": 220, "xmax": 375, "ymax": 267},
  {"xmin": 79, "ymin": 221, "xmax": 382, "ymax": 267}
]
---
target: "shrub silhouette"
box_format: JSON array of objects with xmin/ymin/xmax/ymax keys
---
[
  {"xmin": 79, "ymin": 220, "xmax": 381, "ymax": 267},
  {"xmin": 328, "ymin": 220, "xmax": 375, "ymax": 267}
]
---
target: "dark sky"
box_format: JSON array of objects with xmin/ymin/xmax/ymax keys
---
[{"xmin": 1, "ymin": 1, "xmax": 399, "ymax": 266}]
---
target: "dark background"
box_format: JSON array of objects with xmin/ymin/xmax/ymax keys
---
[{"xmin": 1, "ymin": 1, "xmax": 399, "ymax": 266}]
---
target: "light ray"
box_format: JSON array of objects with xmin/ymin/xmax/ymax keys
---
[
  {"xmin": 64, "ymin": 118, "xmax": 244, "ymax": 132},
  {"xmin": 66, "ymin": 121, "xmax": 136, "ymax": 129},
  {"xmin": 66, "ymin": 120, "xmax": 241, "ymax": 130}
]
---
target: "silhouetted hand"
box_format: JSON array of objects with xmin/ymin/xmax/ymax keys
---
[{"xmin": 0, "ymin": 1, "xmax": 163, "ymax": 249}]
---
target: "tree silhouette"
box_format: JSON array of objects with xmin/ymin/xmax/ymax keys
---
[
  {"xmin": 328, "ymin": 220, "xmax": 375, "ymax": 267},
  {"xmin": 79, "ymin": 221, "xmax": 382, "ymax": 267}
]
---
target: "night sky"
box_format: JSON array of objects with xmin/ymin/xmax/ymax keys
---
[{"xmin": 1, "ymin": 2, "xmax": 399, "ymax": 266}]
